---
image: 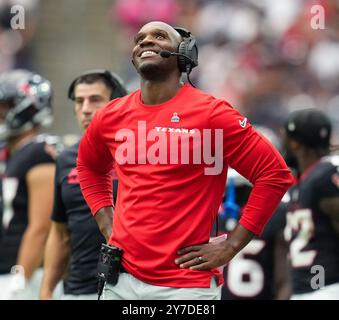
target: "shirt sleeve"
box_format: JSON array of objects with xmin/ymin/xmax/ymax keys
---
[
  {"xmin": 210, "ymin": 100, "xmax": 294, "ymax": 235},
  {"xmin": 51, "ymin": 157, "xmax": 67, "ymax": 222},
  {"xmin": 28, "ymin": 141, "xmax": 56, "ymax": 168},
  {"xmin": 77, "ymin": 109, "xmax": 114, "ymax": 215}
]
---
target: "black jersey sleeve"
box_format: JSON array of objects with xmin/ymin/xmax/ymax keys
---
[
  {"xmin": 263, "ymin": 200, "xmax": 288, "ymax": 238},
  {"xmin": 51, "ymin": 155, "xmax": 67, "ymax": 222},
  {"xmin": 315, "ymin": 159, "xmax": 339, "ymax": 200},
  {"xmin": 23, "ymin": 141, "xmax": 55, "ymax": 172}
]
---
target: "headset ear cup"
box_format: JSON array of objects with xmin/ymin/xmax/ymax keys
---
[
  {"xmin": 188, "ymin": 39, "xmax": 198, "ymax": 69},
  {"xmin": 109, "ymin": 77, "xmax": 128, "ymax": 99},
  {"xmin": 177, "ymin": 40, "xmax": 188, "ymax": 73},
  {"xmin": 68, "ymin": 80, "xmax": 76, "ymax": 100},
  {"xmin": 104, "ymin": 71, "xmax": 128, "ymax": 100}
]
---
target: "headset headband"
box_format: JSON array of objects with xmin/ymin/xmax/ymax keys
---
[{"xmin": 174, "ymin": 27, "xmax": 192, "ymax": 39}]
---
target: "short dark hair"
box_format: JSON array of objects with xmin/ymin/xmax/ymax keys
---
[
  {"xmin": 73, "ymin": 74, "xmax": 114, "ymax": 97},
  {"xmin": 68, "ymin": 70, "xmax": 128, "ymax": 100}
]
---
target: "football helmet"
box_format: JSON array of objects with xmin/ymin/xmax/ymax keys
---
[{"xmin": 0, "ymin": 69, "xmax": 53, "ymax": 139}]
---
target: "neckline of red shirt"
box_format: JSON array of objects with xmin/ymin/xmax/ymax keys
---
[{"xmin": 137, "ymin": 83, "xmax": 190, "ymax": 110}]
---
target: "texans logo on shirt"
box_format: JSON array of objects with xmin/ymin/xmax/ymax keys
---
[{"xmin": 67, "ymin": 167, "xmax": 80, "ymax": 184}]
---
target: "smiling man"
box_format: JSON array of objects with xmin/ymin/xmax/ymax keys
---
[{"xmin": 77, "ymin": 21, "xmax": 293, "ymax": 300}]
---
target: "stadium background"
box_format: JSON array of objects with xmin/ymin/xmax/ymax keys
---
[{"xmin": 1, "ymin": 0, "xmax": 338, "ymax": 141}]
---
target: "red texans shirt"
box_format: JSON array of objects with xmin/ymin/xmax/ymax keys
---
[{"xmin": 77, "ymin": 84, "xmax": 293, "ymax": 288}]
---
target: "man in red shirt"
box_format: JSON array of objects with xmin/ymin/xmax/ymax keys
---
[{"xmin": 77, "ymin": 21, "xmax": 293, "ymax": 300}]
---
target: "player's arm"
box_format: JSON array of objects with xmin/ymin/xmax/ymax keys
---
[
  {"xmin": 273, "ymin": 231, "xmax": 291, "ymax": 299},
  {"xmin": 177, "ymin": 101, "xmax": 294, "ymax": 270},
  {"xmin": 77, "ymin": 109, "xmax": 115, "ymax": 241},
  {"xmin": 16, "ymin": 163, "xmax": 55, "ymax": 280},
  {"xmin": 40, "ymin": 222, "xmax": 70, "ymax": 300},
  {"xmin": 177, "ymin": 224, "xmax": 254, "ymax": 269}
]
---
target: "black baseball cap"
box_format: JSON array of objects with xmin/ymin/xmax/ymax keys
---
[{"xmin": 284, "ymin": 108, "xmax": 331, "ymax": 148}]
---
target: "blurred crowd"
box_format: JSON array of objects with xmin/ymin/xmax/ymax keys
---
[
  {"xmin": 111, "ymin": 0, "xmax": 339, "ymax": 139},
  {"xmin": 1, "ymin": 0, "xmax": 339, "ymax": 301},
  {"xmin": 1, "ymin": 0, "xmax": 339, "ymax": 139},
  {"xmin": 0, "ymin": 0, "xmax": 38, "ymax": 72}
]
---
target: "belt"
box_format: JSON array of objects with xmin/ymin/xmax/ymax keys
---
[{"xmin": 120, "ymin": 265, "xmax": 128, "ymax": 273}]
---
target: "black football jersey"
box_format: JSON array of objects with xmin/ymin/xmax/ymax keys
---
[
  {"xmin": 284, "ymin": 156, "xmax": 339, "ymax": 294},
  {"xmin": 0, "ymin": 135, "xmax": 59, "ymax": 274},
  {"xmin": 221, "ymin": 202, "xmax": 288, "ymax": 300},
  {"xmin": 51, "ymin": 142, "xmax": 118, "ymax": 295}
]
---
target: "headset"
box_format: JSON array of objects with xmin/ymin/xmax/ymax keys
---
[
  {"xmin": 174, "ymin": 27, "xmax": 198, "ymax": 74},
  {"xmin": 68, "ymin": 69, "xmax": 128, "ymax": 101},
  {"xmin": 160, "ymin": 27, "xmax": 198, "ymax": 86}
]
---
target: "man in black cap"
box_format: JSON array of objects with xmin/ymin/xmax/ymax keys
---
[{"xmin": 283, "ymin": 108, "xmax": 339, "ymax": 299}]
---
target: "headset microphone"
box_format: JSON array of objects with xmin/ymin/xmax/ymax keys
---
[
  {"xmin": 159, "ymin": 50, "xmax": 196, "ymax": 87},
  {"xmin": 159, "ymin": 50, "xmax": 172, "ymax": 58},
  {"xmin": 160, "ymin": 50, "xmax": 197, "ymax": 65}
]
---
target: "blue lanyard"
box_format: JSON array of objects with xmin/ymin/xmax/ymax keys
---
[{"xmin": 221, "ymin": 177, "xmax": 240, "ymax": 221}]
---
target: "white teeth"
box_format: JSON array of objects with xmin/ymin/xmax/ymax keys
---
[{"xmin": 141, "ymin": 51, "xmax": 157, "ymax": 57}]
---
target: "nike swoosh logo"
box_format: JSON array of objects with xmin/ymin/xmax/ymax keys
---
[{"xmin": 239, "ymin": 118, "xmax": 247, "ymax": 128}]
